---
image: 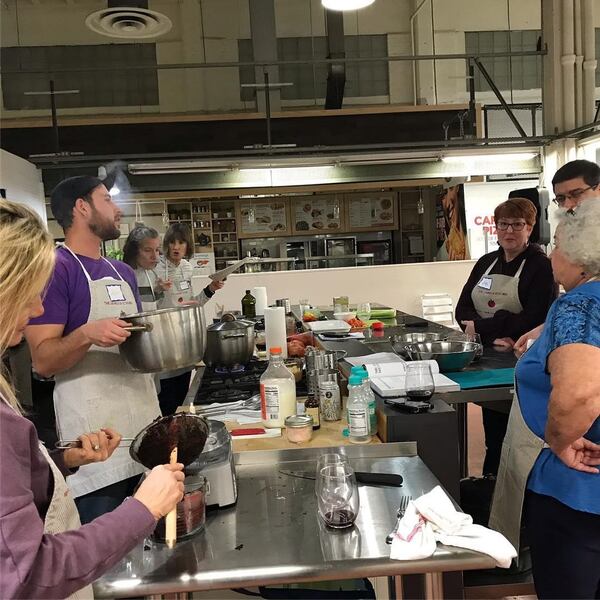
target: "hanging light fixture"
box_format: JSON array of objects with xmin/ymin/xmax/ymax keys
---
[{"xmin": 321, "ymin": 0, "xmax": 375, "ymax": 11}]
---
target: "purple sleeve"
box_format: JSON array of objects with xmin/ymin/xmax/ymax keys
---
[
  {"xmin": 0, "ymin": 407, "xmax": 156, "ymax": 599},
  {"xmin": 28, "ymin": 258, "xmax": 70, "ymax": 327}
]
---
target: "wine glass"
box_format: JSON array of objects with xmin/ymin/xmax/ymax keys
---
[
  {"xmin": 465, "ymin": 332, "xmax": 483, "ymax": 361},
  {"xmin": 315, "ymin": 453, "xmax": 349, "ymax": 497},
  {"xmin": 317, "ymin": 463, "xmax": 359, "ymax": 529},
  {"xmin": 405, "ymin": 363, "xmax": 435, "ymax": 402}
]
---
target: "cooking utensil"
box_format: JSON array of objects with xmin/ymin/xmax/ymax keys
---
[
  {"xmin": 165, "ymin": 446, "xmax": 178, "ymax": 549},
  {"xmin": 281, "ymin": 470, "xmax": 403, "ymax": 487},
  {"xmin": 129, "ymin": 413, "xmax": 210, "ymax": 469},
  {"xmin": 386, "ymin": 495, "xmax": 413, "ymax": 543},
  {"xmin": 55, "ymin": 437, "xmax": 134, "ymax": 450},
  {"xmin": 204, "ymin": 313, "xmax": 255, "ymax": 368},
  {"xmin": 405, "ymin": 340, "xmax": 479, "ymax": 372},
  {"xmin": 119, "ymin": 305, "xmax": 206, "ymax": 373}
]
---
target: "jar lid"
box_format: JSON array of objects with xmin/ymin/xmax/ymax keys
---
[{"xmin": 285, "ymin": 414, "xmax": 313, "ymax": 428}]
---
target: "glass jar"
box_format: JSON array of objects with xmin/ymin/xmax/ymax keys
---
[
  {"xmin": 285, "ymin": 414, "xmax": 314, "ymax": 443},
  {"xmin": 152, "ymin": 475, "xmax": 208, "ymax": 542}
]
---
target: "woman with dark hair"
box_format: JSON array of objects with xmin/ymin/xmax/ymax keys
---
[
  {"xmin": 122, "ymin": 225, "xmax": 172, "ymax": 311},
  {"xmin": 157, "ymin": 223, "xmax": 223, "ymax": 309},
  {"xmin": 155, "ymin": 223, "xmax": 224, "ymax": 415},
  {"xmin": 456, "ymin": 197, "xmax": 558, "ymax": 475}
]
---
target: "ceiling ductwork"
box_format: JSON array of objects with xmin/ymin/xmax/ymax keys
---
[{"xmin": 85, "ymin": 1, "xmax": 172, "ymax": 40}]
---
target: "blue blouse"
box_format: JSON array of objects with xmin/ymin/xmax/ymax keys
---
[{"xmin": 517, "ymin": 281, "xmax": 600, "ymax": 515}]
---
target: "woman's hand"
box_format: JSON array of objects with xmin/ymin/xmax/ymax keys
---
[
  {"xmin": 461, "ymin": 320, "xmax": 476, "ymax": 336},
  {"xmin": 552, "ymin": 437, "xmax": 600, "ymax": 474},
  {"xmin": 156, "ymin": 278, "xmax": 173, "ymax": 291},
  {"xmin": 208, "ymin": 280, "xmax": 225, "ymax": 293},
  {"xmin": 134, "ymin": 463, "xmax": 185, "ymax": 519},
  {"xmin": 63, "ymin": 428, "xmax": 122, "ymax": 469},
  {"xmin": 514, "ymin": 324, "xmax": 544, "ymax": 357},
  {"xmin": 493, "ymin": 337, "xmax": 516, "ymax": 349}
]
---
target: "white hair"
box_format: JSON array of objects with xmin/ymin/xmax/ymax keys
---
[{"xmin": 557, "ymin": 200, "xmax": 600, "ymax": 276}]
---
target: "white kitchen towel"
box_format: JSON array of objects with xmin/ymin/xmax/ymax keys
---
[{"xmin": 390, "ymin": 486, "xmax": 517, "ymax": 568}]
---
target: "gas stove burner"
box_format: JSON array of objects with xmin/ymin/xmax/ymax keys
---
[
  {"xmin": 206, "ymin": 389, "xmax": 253, "ymax": 404},
  {"xmin": 214, "ymin": 364, "xmax": 247, "ymax": 376}
]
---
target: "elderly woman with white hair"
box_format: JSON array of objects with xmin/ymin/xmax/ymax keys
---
[{"xmin": 489, "ymin": 200, "xmax": 600, "ymax": 600}]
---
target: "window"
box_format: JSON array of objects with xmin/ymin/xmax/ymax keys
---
[
  {"xmin": 465, "ymin": 30, "xmax": 542, "ymax": 92},
  {"xmin": 238, "ymin": 35, "xmax": 389, "ymax": 102},
  {"xmin": 1, "ymin": 44, "xmax": 159, "ymax": 110}
]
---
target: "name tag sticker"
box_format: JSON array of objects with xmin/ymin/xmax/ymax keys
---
[
  {"xmin": 179, "ymin": 280, "xmax": 191, "ymax": 291},
  {"xmin": 106, "ymin": 284, "xmax": 126, "ymax": 302},
  {"xmin": 478, "ymin": 277, "xmax": 493, "ymax": 290}
]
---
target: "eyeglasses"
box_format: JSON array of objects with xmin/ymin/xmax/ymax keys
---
[
  {"xmin": 496, "ymin": 220, "xmax": 527, "ymax": 231},
  {"xmin": 552, "ymin": 185, "xmax": 597, "ymax": 206}
]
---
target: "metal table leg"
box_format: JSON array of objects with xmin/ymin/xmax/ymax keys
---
[
  {"xmin": 424, "ymin": 572, "xmax": 444, "ymax": 599},
  {"xmin": 456, "ymin": 402, "xmax": 469, "ymax": 478}
]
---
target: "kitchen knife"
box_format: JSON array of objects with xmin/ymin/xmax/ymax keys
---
[{"xmin": 281, "ymin": 470, "xmax": 403, "ymax": 487}]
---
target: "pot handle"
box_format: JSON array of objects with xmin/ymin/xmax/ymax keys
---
[
  {"xmin": 123, "ymin": 323, "xmax": 153, "ymax": 333},
  {"xmin": 222, "ymin": 333, "xmax": 246, "ymax": 339}
]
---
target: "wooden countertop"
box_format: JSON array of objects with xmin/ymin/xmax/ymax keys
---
[{"xmin": 229, "ymin": 418, "xmax": 381, "ymax": 452}]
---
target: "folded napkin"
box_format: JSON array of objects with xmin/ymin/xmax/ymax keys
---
[{"xmin": 390, "ymin": 486, "xmax": 517, "ymax": 568}]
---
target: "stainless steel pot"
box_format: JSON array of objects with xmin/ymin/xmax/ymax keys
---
[
  {"xmin": 204, "ymin": 313, "xmax": 255, "ymax": 368},
  {"xmin": 119, "ymin": 305, "xmax": 206, "ymax": 373}
]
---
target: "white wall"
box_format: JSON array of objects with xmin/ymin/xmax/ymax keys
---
[
  {"xmin": 0, "ymin": 150, "xmax": 46, "ymax": 220},
  {"xmin": 193, "ymin": 259, "xmax": 476, "ymax": 324}
]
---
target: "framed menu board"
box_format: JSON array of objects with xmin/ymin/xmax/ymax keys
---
[
  {"xmin": 345, "ymin": 192, "xmax": 398, "ymax": 232},
  {"xmin": 237, "ymin": 199, "xmax": 291, "ymax": 238},
  {"xmin": 291, "ymin": 195, "xmax": 343, "ymax": 234}
]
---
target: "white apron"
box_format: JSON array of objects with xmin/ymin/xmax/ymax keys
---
[
  {"xmin": 488, "ymin": 385, "xmax": 548, "ymax": 551},
  {"xmin": 160, "ymin": 259, "xmax": 194, "ymax": 308},
  {"xmin": 38, "ymin": 443, "xmax": 94, "ymax": 599},
  {"xmin": 471, "ymin": 256, "xmax": 526, "ymax": 318},
  {"xmin": 53, "ymin": 246, "xmax": 160, "ymax": 497},
  {"xmin": 136, "ymin": 268, "xmax": 160, "ymax": 312}
]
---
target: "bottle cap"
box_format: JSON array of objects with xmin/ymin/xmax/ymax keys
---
[
  {"xmin": 269, "ymin": 346, "xmax": 282, "ymax": 354},
  {"xmin": 348, "ymin": 374, "xmax": 363, "ymax": 385},
  {"xmin": 245, "ymin": 289, "xmax": 251, "ymax": 294},
  {"xmin": 371, "ymin": 321, "xmax": 384, "ymax": 331},
  {"xmin": 350, "ymin": 366, "xmax": 364, "ymax": 374}
]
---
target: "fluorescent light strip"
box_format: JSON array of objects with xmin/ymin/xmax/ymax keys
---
[{"xmin": 442, "ymin": 152, "xmax": 537, "ymax": 163}]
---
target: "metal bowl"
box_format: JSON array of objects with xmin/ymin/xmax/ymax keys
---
[
  {"xmin": 405, "ymin": 340, "xmax": 479, "ymax": 372},
  {"xmin": 390, "ymin": 333, "xmax": 445, "ymax": 359}
]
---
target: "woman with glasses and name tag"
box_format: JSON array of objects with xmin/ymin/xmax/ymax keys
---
[
  {"xmin": 456, "ymin": 197, "xmax": 558, "ymax": 475},
  {"xmin": 155, "ymin": 223, "xmax": 224, "ymax": 415}
]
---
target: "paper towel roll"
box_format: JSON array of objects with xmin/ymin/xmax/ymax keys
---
[
  {"xmin": 264, "ymin": 306, "xmax": 288, "ymax": 358},
  {"xmin": 251, "ymin": 286, "xmax": 268, "ymax": 316}
]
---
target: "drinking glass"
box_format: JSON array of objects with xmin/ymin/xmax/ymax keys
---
[
  {"xmin": 405, "ymin": 363, "xmax": 435, "ymax": 402},
  {"xmin": 317, "ymin": 463, "xmax": 359, "ymax": 529},
  {"xmin": 465, "ymin": 332, "xmax": 483, "ymax": 361},
  {"xmin": 356, "ymin": 302, "xmax": 371, "ymax": 321},
  {"xmin": 315, "ymin": 453, "xmax": 349, "ymax": 497}
]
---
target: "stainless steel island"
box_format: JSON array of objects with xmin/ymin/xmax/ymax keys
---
[{"xmin": 94, "ymin": 443, "xmax": 495, "ymax": 599}]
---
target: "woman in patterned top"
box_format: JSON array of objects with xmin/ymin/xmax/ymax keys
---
[{"xmin": 489, "ymin": 200, "xmax": 600, "ymax": 600}]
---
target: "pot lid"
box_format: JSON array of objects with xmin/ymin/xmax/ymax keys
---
[{"xmin": 208, "ymin": 313, "xmax": 254, "ymax": 332}]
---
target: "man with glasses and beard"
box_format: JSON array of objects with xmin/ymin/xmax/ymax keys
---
[
  {"xmin": 25, "ymin": 176, "xmax": 161, "ymax": 523},
  {"xmin": 514, "ymin": 159, "xmax": 600, "ymax": 355}
]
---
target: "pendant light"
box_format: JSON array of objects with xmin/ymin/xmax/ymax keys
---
[{"xmin": 321, "ymin": 0, "xmax": 375, "ymax": 10}]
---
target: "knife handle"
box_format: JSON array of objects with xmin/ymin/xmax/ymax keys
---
[{"xmin": 355, "ymin": 472, "xmax": 403, "ymax": 487}]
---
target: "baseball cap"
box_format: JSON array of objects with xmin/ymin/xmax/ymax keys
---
[{"xmin": 50, "ymin": 175, "xmax": 103, "ymax": 228}]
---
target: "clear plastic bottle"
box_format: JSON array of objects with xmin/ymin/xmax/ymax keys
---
[
  {"xmin": 260, "ymin": 347, "xmax": 296, "ymax": 428},
  {"xmin": 360, "ymin": 369, "xmax": 377, "ymax": 436},
  {"xmin": 347, "ymin": 374, "xmax": 372, "ymax": 444}
]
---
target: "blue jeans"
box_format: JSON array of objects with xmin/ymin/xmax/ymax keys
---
[{"xmin": 75, "ymin": 475, "xmax": 140, "ymax": 524}]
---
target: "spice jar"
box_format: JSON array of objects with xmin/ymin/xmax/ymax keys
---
[{"xmin": 285, "ymin": 414, "xmax": 314, "ymax": 443}]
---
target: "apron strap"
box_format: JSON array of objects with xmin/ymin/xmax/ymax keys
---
[
  {"xmin": 482, "ymin": 257, "xmax": 499, "ymax": 277},
  {"xmin": 101, "ymin": 257, "xmax": 126, "ymax": 282},
  {"xmin": 59, "ymin": 244, "xmax": 92, "ymax": 283},
  {"xmin": 514, "ymin": 257, "xmax": 527, "ymax": 278},
  {"xmin": 145, "ymin": 269, "xmax": 157, "ymax": 301}
]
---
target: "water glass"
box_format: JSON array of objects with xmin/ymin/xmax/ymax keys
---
[
  {"xmin": 356, "ymin": 302, "xmax": 371, "ymax": 321},
  {"xmin": 465, "ymin": 332, "xmax": 483, "ymax": 361},
  {"xmin": 317, "ymin": 463, "xmax": 359, "ymax": 529},
  {"xmin": 405, "ymin": 363, "xmax": 435, "ymax": 402}
]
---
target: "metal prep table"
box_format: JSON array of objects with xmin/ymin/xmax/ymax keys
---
[{"xmin": 94, "ymin": 443, "xmax": 495, "ymax": 599}]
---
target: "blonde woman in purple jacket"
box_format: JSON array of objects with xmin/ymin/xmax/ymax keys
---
[{"xmin": 0, "ymin": 200, "xmax": 185, "ymax": 599}]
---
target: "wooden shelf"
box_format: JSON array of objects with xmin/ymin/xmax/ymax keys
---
[{"xmin": 169, "ymin": 218, "xmax": 191, "ymax": 223}]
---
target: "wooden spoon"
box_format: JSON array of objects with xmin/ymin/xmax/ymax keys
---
[{"xmin": 165, "ymin": 446, "xmax": 178, "ymax": 549}]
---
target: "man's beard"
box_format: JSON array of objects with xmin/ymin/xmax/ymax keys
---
[{"xmin": 89, "ymin": 208, "xmax": 121, "ymax": 241}]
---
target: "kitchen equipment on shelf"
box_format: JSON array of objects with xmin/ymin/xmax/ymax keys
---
[
  {"xmin": 204, "ymin": 313, "xmax": 255, "ymax": 368},
  {"xmin": 129, "ymin": 412, "xmax": 210, "ymax": 470},
  {"xmin": 119, "ymin": 305, "xmax": 206, "ymax": 373},
  {"xmin": 404, "ymin": 340, "xmax": 479, "ymax": 372},
  {"xmin": 186, "ymin": 420, "xmax": 237, "ymax": 509}
]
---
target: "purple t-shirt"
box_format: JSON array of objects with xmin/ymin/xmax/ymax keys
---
[{"xmin": 30, "ymin": 246, "xmax": 142, "ymax": 335}]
